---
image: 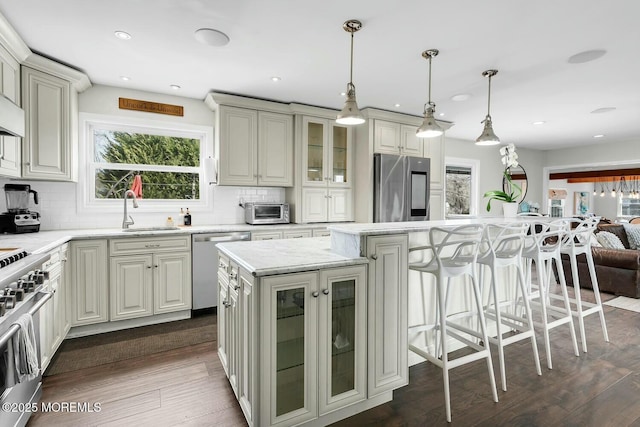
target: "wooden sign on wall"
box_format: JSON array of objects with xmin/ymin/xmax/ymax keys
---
[{"xmin": 118, "ymin": 97, "xmax": 184, "ymax": 116}]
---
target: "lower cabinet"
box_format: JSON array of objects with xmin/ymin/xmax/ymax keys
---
[
  {"xmin": 109, "ymin": 236, "xmax": 191, "ymax": 321},
  {"xmin": 260, "ymin": 266, "xmax": 367, "ymax": 426},
  {"xmin": 40, "ymin": 244, "xmax": 69, "ymax": 372},
  {"xmin": 219, "ymin": 262, "xmax": 367, "ymax": 427},
  {"xmin": 70, "ymin": 239, "xmax": 109, "ymax": 326}
]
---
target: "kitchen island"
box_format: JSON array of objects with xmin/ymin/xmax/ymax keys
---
[{"xmin": 216, "ymin": 217, "xmax": 543, "ymax": 427}]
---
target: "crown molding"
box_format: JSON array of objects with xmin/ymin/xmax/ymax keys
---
[
  {"xmin": 0, "ymin": 12, "xmax": 31, "ymax": 62},
  {"xmin": 23, "ymin": 53, "xmax": 92, "ymax": 92}
]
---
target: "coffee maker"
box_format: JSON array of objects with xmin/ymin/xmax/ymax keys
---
[{"xmin": 0, "ymin": 184, "xmax": 40, "ymax": 233}]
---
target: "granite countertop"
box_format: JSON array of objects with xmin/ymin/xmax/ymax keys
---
[
  {"xmin": 0, "ymin": 223, "xmax": 336, "ymax": 255},
  {"xmin": 216, "ymin": 236, "xmax": 369, "ymax": 277}
]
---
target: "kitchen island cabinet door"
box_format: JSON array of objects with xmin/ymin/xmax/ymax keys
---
[
  {"xmin": 260, "ymin": 272, "xmax": 318, "ymax": 426},
  {"xmin": 70, "ymin": 240, "xmax": 108, "ymax": 326},
  {"xmin": 318, "ymin": 265, "xmax": 367, "ymax": 415},
  {"xmin": 238, "ymin": 270, "xmax": 256, "ymax": 425},
  {"xmin": 366, "ymin": 234, "xmax": 409, "ymax": 396}
]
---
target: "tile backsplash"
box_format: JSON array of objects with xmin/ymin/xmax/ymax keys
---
[{"xmin": 0, "ymin": 178, "xmax": 284, "ymax": 230}]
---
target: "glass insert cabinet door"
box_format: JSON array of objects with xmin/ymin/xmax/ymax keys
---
[
  {"xmin": 261, "ymin": 266, "xmax": 366, "ymax": 425},
  {"xmin": 303, "ymin": 116, "xmax": 351, "ymax": 187}
]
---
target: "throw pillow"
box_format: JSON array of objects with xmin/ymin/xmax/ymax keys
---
[
  {"xmin": 596, "ymin": 231, "xmax": 625, "ymax": 249},
  {"xmin": 590, "ymin": 233, "xmax": 602, "ymax": 247},
  {"xmin": 623, "ymin": 223, "xmax": 640, "ymax": 250}
]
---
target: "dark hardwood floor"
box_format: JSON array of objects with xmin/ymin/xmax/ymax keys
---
[{"xmin": 28, "ymin": 288, "xmax": 640, "ymax": 427}]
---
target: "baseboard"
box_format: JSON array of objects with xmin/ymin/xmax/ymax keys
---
[{"xmin": 66, "ymin": 310, "xmax": 191, "ymax": 338}]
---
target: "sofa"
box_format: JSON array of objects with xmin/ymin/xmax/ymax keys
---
[{"xmin": 559, "ymin": 222, "xmax": 640, "ymax": 298}]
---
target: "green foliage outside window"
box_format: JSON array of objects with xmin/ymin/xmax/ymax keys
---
[{"xmin": 94, "ymin": 131, "xmax": 200, "ymax": 200}]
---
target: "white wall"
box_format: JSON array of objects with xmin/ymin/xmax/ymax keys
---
[
  {"xmin": 444, "ymin": 137, "xmax": 545, "ymax": 216},
  {"xmin": 0, "ymin": 85, "xmax": 284, "ymax": 230}
]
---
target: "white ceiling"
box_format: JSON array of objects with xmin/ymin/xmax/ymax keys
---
[{"xmin": 0, "ymin": 0, "xmax": 639, "ymax": 151}]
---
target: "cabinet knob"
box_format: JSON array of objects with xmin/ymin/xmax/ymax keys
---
[
  {"xmin": 223, "ymin": 300, "xmax": 231, "ymax": 307},
  {"xmin": 234, "ymin": 284, "xmax": 240, "ymax": 290},
  {"xmin": 146, "ymin": 265, "xmax": 152, "ymax": 269},
  {"xmin": 154, "ymin": 265, "xmax": 158, "ymax": 268},
  {"xmin": 322, "ymin": 289, "xmax": 329, "ymax": 295},
  {"xmin": 370, "ymin": 254, "xmax": 378, "ymax": 260},
  {"xmin": 312, "ymin": 291, "xmax": 319, "ymax": 298}
]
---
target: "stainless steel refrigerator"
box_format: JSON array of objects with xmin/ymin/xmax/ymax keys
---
[{"xmin": 373, "ymin": 153, "xmax": 431, "ymax": 222}]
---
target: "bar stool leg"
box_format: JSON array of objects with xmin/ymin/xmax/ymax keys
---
[
  {"xmin": 536, "ymin": 258, "xmax": 554, "ymax": 369},
  {"xmin": 437, "ymin": 275, "xmax": 452, "ymax": 423},
  {"xmin": 568, "ymin": 253, "xmax": 588, "ymax": 352},
  {"xmin": 553, "ymin": 254, "xmax": 580, "ymax": 357},
  {"xmin": 585, "ymin": 251, "xmax": 610, "ymax": 343},
  {"xmin": 470, "ymin": 274, "xmax": 499, "ymax": 403},
  {"xmin": 516, "ymin": 266, "xmax": 542, "ymax": 377},
  {"xmin": 487, "ymin": 265, "xmax": 507, "ymax": 391}
]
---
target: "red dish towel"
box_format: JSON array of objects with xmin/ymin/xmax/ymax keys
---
[{"xmin": 131, "ymin": 174, "xmax": 143, "ymax": 198}]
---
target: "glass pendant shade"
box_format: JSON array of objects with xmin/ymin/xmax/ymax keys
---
[
  {"xmin": 416, "ymin": 105, "xmax": 443, "ymax": 138},
  {"xmin": 336, "ymin": 19, "xmax": 365, "ymax": 126},
  {"xmin": 336, "ymin": 83, "xmax": 365, "ymax": 125},
  {"xmin": 476, "ymin": 69, "xmax": 500, "ymax": 145},
  {"xmin": 475, "ymin": 115, "xmax": 500, "ymax": 145}
]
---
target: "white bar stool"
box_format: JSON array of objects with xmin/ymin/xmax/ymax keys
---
[
  {"xmin": 558, "ymin": 217, "xmax": 609, "ymax": 352},
  {"xmin": 408, "ymin": 224, "xmax": 498, "ymax": 423},
  {"xmin": 521, "ymin": 220, "xmax": 580, "ymax": 369},
  {"xmin": 477, "ymin": 223, "xmax": 541, "ymax": 392}
]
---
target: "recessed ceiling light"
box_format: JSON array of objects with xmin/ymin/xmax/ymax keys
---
[
  {"xmin": 271, "ymin": 76, "xmax": 281, "ymax": 82},
  {"xmin": 114, "ymin": 31, "xmax": 132, "ymax": 40},
  {"xmin": 532, "ymin": 121, "xmax": 545, "ymax": 125},
  {"xmin": 194, "ymin": 28, "xmax": 230, "ymax": 47},
  {"xmin": 120, "ymin": 76, "xmax": 130, "ymax": 81},
  {"xmin": 593, "ymin": 134, "xmax": 605, "ymax": 138},
  {"xmin": 439, "ymin": 112, "xmax": 445, "ymax": 117},
  {"xmin": 394, "ymin": 103, "xmax": 401, "ymax": 108},
  {"xmin": 170, "ymin": 84, "xmax": 181, "ymax": 90},
  {"xmin": 340, "ymin": 92, "xmax": 346, "ymax": 96},
  {"xmin": 591, "ymin": 107, "xmax": 616, "ymax": 114},
  {"xmin": 568, "ymin": 49, "xmax": 607, "ymax": 64},
  {"xmin": 450, "ymin": 93, "xmax": 471, "ymax": 102}
]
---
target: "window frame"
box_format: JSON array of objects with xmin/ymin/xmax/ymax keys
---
[
  {"xmin": 444, "ymin": 156, "xmax": 479, "ymax": 217},
  {"xmin": 78, "ymin": 113, "xmax": 214, "ymax": 214}
]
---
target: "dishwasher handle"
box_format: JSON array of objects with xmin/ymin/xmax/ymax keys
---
[{"xmin": 193, "ymin": 233, "xmax": 251, "ymax": 243}]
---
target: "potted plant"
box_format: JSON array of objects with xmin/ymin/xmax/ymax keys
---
[{"xmin": 484, "ymin": 143, "xmax": 522, "ymax": 215}]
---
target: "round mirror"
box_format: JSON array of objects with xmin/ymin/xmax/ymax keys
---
[{"xmin": 503, "ymin": 165, "xmax": 528, "ymax": 203}]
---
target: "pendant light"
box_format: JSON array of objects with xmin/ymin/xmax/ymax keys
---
[
  {"xmin": 416, "ymin": 49, "xmax": 443, "ymax": 138},
  {"xmin": 336, "ymin": 19, "xmax": 365, "ymax": 125},
  {"xmin": 475, "ymin": 69, "xmax": 500, "ymax": 145}
]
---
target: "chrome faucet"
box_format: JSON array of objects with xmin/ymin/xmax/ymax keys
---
[{"xmin": 122, "ymin": 189, "xmax": 139, "ymax": 229}]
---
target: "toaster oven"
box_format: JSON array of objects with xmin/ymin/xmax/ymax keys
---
[{"xmin": 244, "ymin": 202, "xmax": 290, "ymax": 225}]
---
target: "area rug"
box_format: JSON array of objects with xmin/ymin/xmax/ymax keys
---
[
  {"xmin": 46, "ymin": 312, "xmax": 216, "ymax": 376},
  {"xmin": 604, "ymin": 296, "xmax": 640, "ymax": 313}
]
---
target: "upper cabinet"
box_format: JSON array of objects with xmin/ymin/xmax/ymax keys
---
[
  {"xmin": 206, "ymin": 93, "xmax": 293, "ymax": 187},
  {"xmin": 0, "ymin": 44, "xmax": 21, "ymax": 177},
  {"xmin": 21, "ymin": 54, "xmax": 90, "ymax": 182},
  {"xmin": 373, "ymin": 119, "xmax": 422, "ymax": 157}
]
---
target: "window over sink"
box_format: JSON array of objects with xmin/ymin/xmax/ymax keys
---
[{"xmin": 78, "ymin": 113, "xmax": 213, "ymax": 212}]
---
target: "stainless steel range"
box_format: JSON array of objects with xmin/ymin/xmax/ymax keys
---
[{"xmin": 0, "ymin": 248, "xmax": 51, "ymax": 427}]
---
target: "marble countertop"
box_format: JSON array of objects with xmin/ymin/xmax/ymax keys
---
[
  {"xmin": 216, "ymin": 237, "xmax": 369, "ymax": 277},
  {"xmin": 0, "ymin": 223, "xmax": 336, "ymax": 255}
]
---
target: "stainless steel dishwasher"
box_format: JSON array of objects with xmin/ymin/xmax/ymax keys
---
[{"xmin": 192, "ymin": 231, "xmax": 251, "ymax": 310}]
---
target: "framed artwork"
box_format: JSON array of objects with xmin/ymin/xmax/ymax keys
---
[{"xmin": 574, "ymin": 191, "xmax": 591, "ymax": 215}]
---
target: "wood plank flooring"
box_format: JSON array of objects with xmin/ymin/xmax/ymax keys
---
[{"xmin": 28, "ymin": 288, "xmax": 640, "ymax": 427}]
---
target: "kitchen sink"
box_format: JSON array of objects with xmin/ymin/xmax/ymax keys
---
[{"xmin": 122, "ymin": 226, "xmax": 181, "ymax": 232}]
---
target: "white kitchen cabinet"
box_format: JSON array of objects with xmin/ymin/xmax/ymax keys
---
[
  {"xmin": 251, "ymin": 230, "xmax": 283, "ymax": 241},
  {"xmin": 70, "ymin": 239, "xmax": 109, "ymax": 326},
  {"xmin": 282, "ymin": 229, "xmax": 312, "ymax": 239},
  {"xmin": 365, "ymin": 234, "xmax": 408, "ymax": 396},
  {"xmin": 258, "ymin": 265, "xmax": 367, "ymax": 426},
  {"xmin": 216, "ymin": 104, "xmax": 293, "ymax": 187},
  {"xmin": 373, "ymin": 120, "xmax": 422, "ymax": 157},
  {"xmin": 312, "ymin": 228, "xmax": 331, "ymax": 237},
  {"xmin": 39, "ymin": 244, "xmax": 69, "ymax": 372},
  {"xmin": 237, "ymin": 268, "xmax": 256, "ymax": 424},
  {"xmin": 0, "ymin": 44, "xmax": 21, "ymax": 178},
  {"xmin": 109, "ymin": 236, "xmax": 191, "ymax": 321},
  {"xmin": 423, "ymin": 133, "xmax": 445, "ymax": 189},
  {"xmin": 20, "ymin": 54, "xmax": 90, "ymax": 182},
  {"xmin": 429, "ymin": 188, "xmax": 445, "ymax": 220},
  {"xmin": 217, "ymin": 252, "xmax": 231, "ymax": 376},
  {"xmin": 300, "ymin": 116, "xmax": 353, "ymax": 223},
  {"xmin": 21, "ymin": 66, "xmax": 74, "ymax": 181}
]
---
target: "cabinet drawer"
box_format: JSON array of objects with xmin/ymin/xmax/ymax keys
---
[
  {"xmin": 218, "ymin": 253, "xmax": 230, "ymax": 276},
  {"xmin": 283, "ymin": 229, "xmax": 313, "ymax": 239},
  {"xmin": 251, "ymin": 231, "xmax": 283, "ymax": 241},
  {"xmin": 109, "ymin": 236, "xmax": 191, "ymax": 255},
  {"xmin": 312, "ymin": 228, "xmax": 331, "ymax": 237}
]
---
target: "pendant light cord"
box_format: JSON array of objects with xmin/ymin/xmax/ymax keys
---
[
  {"xmin": 486, "ymin": 74, "xmax": 492, "ymax": 118},
  {"xmin": 427, "ymin": 55, "xmax": 433, "ymax": 106},
  {"xmin": 349, "ymin": 31, "xmax": 354, "ymax": 85}
]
